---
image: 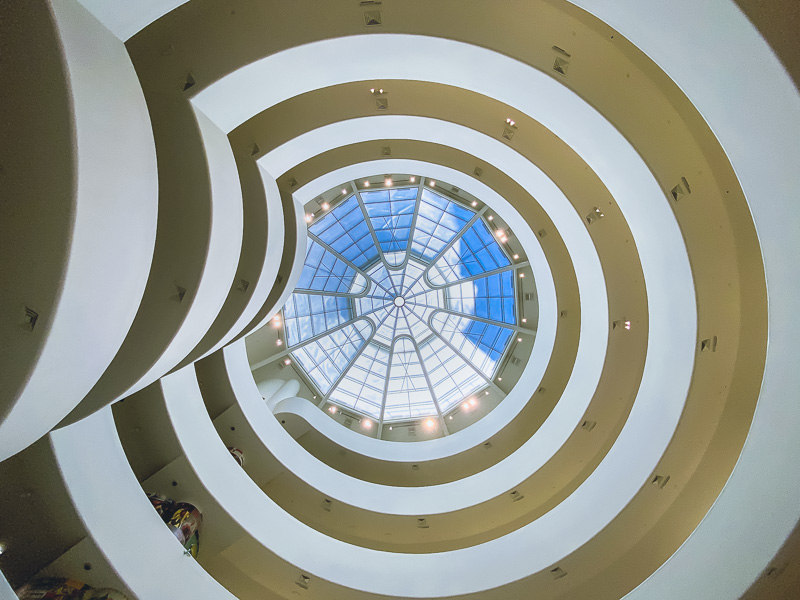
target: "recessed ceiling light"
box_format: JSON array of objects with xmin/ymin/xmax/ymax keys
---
[
  {"xmin": 283, "ymin": 358, "xmax": 291, "ymax": 365},
  {"xmin": 469, "ymin": 398, "xmax": 477, "ymax": 406},
  {"xmin": 487, "ymin": 215, "xmax": 494, "ymax": 221},
  {"xmin": 517, "ymin": 337, "xmax": 522, "ymax": 342},
  {"xmin": 304, "ymin": 213, "xmax": 313, "ymax": 223},
  {"xmin": 370, "ymin": 88, "xmax": 375, "ymax": 93},
  {"xmin": 364, "ymin": 180, "xmax": 370, "ymax": 187},
  {"xmin": 519, "ymin": 273, "xmax": 525, "ymax": 278},
  {"xmin": 485, "ymin": 391, "xmax": 489, "ymax": 396},
  {"xmin": 410, "ymin": 176, "xmax": 416, "ymax": 182},
  {"xmin": 329, "ymin": 406, "xmax": 336, "ymax": 414},
  {"xmin": 385, "ymin": 178, "xmax": 392, "ymax": 186},
  {"xmin": 513, "ymin": 254, "xmax": 519, "ymax": 260},
  {"xmin": 462, "ymin": 401, "xmax": 470, "ymax": 411},
  {"xmin": 430, "ymin": 180, "xmax": 436, "ymax": 187},
  {"xmin": 321, "ymin": 202, "xmax": 329, "ymax": 210},
  {"xmin": 276, "ymin": 339, "xmax": 283, "ymax": 346},
  {"xmin": 498, "ymin": 377, "xmax": 502, "ymax": 381},
  {"xmin": 471, "ymin": 201, "xmax": 478, "ymax": 207},
  {"xmin": 363, "ymin": 419, "xmax": 373, "ymax": 429},
  {"xmin": 522, "ymin": 318, "xmax": 527, "ymax": 323},
  {"xmin": 389, "ymin": 426, "xmax": 393, "ymax": 430},
  {"xmin": 424, "ymin": 418, "xmax": 435, "ymax": 428},
  {"xmin": 342, "ymin": 188, "xmax": 348, "ymax": 195}
]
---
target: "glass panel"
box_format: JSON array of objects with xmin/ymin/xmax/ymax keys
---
[
  {"xmin": 291, "ymin": 320, "xmax": 371, "ymax": 394},
  {"xmin": 430, "ymin": 312, "xmax": 514, "ymax": 374},
  {"xmin": 383, "ymin": 338, "xmax": 438, "ymax": 421},
  {"xmin": 296, "ymin": 239, "xmax": 365, "ymax": 293},
  {"xmin": 445, "ymin": 270, "xmax": 516, "ymax": 324},
  {"xmin": 309, "ymin": 196, "xmax": 378, "ymax": 268},
  {"xmin": 329, "ymin": 342, "xmax": 389, "ymax": 418},
  {"xmin": 361, "ymin": 188, "xmax": 417, "ymax": 265},
  {"xmin": 283, "ymin": 292, "xmax": 352, "ymax": 346},
  {"xmin": 411, "ymin": 189, "xmax": 474, "ymax": 261},
  {"xmin": 418, "ymin": 335, "xmax": 484, "ymax": 413},
  {"xmin": 428, "ymin": 219, "xmax": 511, "ymax": 285}
]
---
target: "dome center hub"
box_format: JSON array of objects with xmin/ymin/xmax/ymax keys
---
[{"xmin": 393, "ymin": 296, "xmax": 406, "ymax": 307}]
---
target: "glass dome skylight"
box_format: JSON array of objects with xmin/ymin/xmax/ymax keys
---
[{"xmin": 279, "ymin": 177, "xmax": 524, "ymax": 431}]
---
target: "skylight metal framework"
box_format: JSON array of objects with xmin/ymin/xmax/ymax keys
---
[{"xmin": 279, "ymin": 177, "xmax": 524, "ymax": 431}]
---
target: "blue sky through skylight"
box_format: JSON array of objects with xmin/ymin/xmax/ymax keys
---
[{"xmin": 279, "ymin": 178, "xmax": 521, "ymax": 427}]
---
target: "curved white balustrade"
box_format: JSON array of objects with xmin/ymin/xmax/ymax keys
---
[
  {"xmin": 563, "ymin": 1, "xmax": 800, "ymax": 598},
  {"xmin": 49, "ymin": 407, "xmax": 236, "ymax": 600},
  {"xmin": 262, "ymin": 379, "xmax": 301, "ymax": 411},
  {"xmin": 111, "ymin": 107, "xmax": 243, "ymax": 402},
  {"xmin": 195, "ymin": 164, "xmax": 286, "ymax": 360},
  {"xmin": 0, "ymin": 0, "xmax": 158, "ymax": 461},
  {"xmin": 245, "ymin": 194, "xmax": 309, "ymax": 334}
]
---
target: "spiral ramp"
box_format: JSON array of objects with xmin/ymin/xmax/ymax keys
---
[{"xmin": 1, "ymin": 1, "xmax": 799, "ymax": 599}]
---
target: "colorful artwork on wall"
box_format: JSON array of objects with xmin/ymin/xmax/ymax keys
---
[
  {"xmin": 15, "ymin": 578, "xmax": 128, "ymax": 600},
  {"xmin": 146, "ymin": 492, "xmax": 202, "ymax": 556}
]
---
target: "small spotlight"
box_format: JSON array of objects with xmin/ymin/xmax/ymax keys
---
[
  {"xmin": 370, "ymin": 88, "xmax": 375, "ymax": 93},
  {"xmin": 430, "ymin": 180, "xmax": 436, "ymax": 187},
  {"xmin": 424, "ymin": 418, "xmax": 435, "ymax": 428},
  {"xmin": 517, "ymin": 337, "xmax": 522, "ymax": 342},
  {"xmin": 471, "ymin": 201, "xmax": 478, "ymax": 207},
  {"xmin": 513, "ymin": 254, "xmax": 519, "ymax": 260},
  {"xmin": 389, "ymin": 426, "xmax": 393, "ymax": 431},
  {"xmin": 342, "ymin": 188, "xmax": 348, "ymax": 195},
  {"xmin": 500, "ymin": 236, "xmax": 507, "ymax": 243},
  {"xmin": 519, "ymin": 273, "xmax": 525, "ymax": 278},
  {"xmin": 304, "ymin": 213, "xmax": 313, "ymax": 223},
  {"xmin": 385, "ymin": 178, "xmax": 392, "ymax": 186},
  {"xmin": 448, "ymin": 415, "xmax": 453, "ymax": 420},
  {"xmin": 462, "ymin": 401, "xmax": 470, "ymax": 411},
  {"xmin": 487, "ymin": 215, "xmax": 494, "ymax": 221},
  {"xmin": 624, "ymin": 320, "xmax": 631, "ymax": 330},
  {"xmin": 363, "ymin": 419, "xmax": 373, "ymax": 429},
  {"xmin": 522, "ymin": 318, "xmax": 527, "ymax": 323},
  {"xmin": 495, "ymin": 229, "xmax": 504, "ymax": 238},
  {"xmin": 469, "ymin": 398, "xmax": 477, "ymax": 406},
  {"xmin": 364, "ymin": 180, "xmax": 370, "ymax": 187},
  {"xmin": 276, "ymin": 339, "xmax": 283, "ymax": 346},
  {"xmin": 498, "ymin": 377, "xmax": 503, "ymax": 381},
  {"xmin": 410, "ymin": 176, "xmax": 416, "ymax": 182},
  {"xmin": 329, "ymin": 406, "xmax": 337, "ymax": 414},
  {"xmin": 485, "ymin": 391, "xmax": 489, "ymax": 396},
  {"xmin": 321, "ymin": 202, "xmax": 330, "ymax": 211},
  {"xmin": 283, "ymin": 358, "xmax": 291, "ymax": 365}
]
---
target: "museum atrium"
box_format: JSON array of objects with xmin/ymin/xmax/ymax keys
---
[{"xmin": 1, "ymin": 1, "xmax": 799, "ymax": 599}]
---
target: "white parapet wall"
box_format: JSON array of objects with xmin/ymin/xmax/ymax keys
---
[{"xmin": 0, "ymin": 0, "xmax": 158, "ymax": 461}]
